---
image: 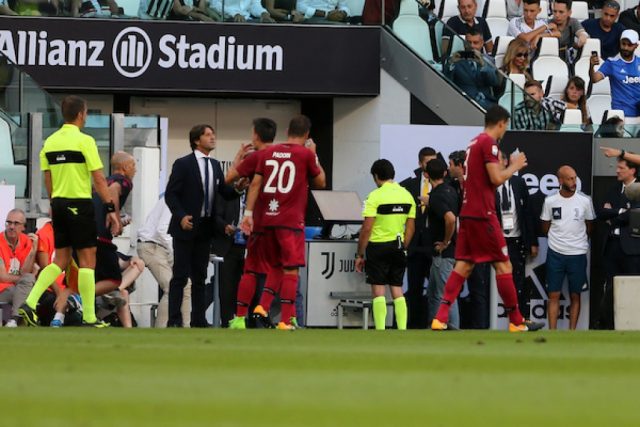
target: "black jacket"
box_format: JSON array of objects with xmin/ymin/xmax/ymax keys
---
[
  {"xmin": 211, "ymin": 195, "xmax": 242, "ymax": 257},
  {"xmin": 400, "ymin": 167, "xmax": 432, "ymax": 253},
  {"xmin": 165, "ymin": 152, "xmax": 238, "ymax": 241},
  {"xmin": 495, "ymin": 174, "xmax": 538, "ymax": 252},
  {"xmin": 597, "ymin": 181, "xmax": 640, "ymax": 256}
]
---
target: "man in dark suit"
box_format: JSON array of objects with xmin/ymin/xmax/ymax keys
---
[
  {"xmin": 400, "ymin": 146, "xmax": 437, "ymax": 329},
  {"xmin": 597, "ymin": 156, "xmax": 640, "ymax": 329},
  {"xmin": 165, "ymin": 124, "xmax": 240, "ymax": 327},
  {"xmin": 212, "ymin": 194, "xmax": 244, "ymax": 328},
  {"xmin": 496, "ymin": 149, "xmax": 538, "ymax": 319}
]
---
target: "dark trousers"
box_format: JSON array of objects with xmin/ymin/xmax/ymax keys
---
[
  {"xmin": 218, "ymin": 244, "xmax": 245, "ymax": 328},
  {"xmin": 169, "ymin": 220, "xmax": 213, "ymax": 328},
  {"xmin": 465, "ymin": 263, "xmax": 491, "ymax": 329},
  {"xmin": 599, "ymin": 236, "xmax": 640, "ymax": 329},
  {"xmin": 405, "ymin": 250, "xmax": 431, "ymax": 329},
  {"xmin": 506, "ymin": 237, "xmax": 529, "ymax": 318}
]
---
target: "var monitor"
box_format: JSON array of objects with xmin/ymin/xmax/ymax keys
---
[{"xmin": 311, "ymin": 190, "xmax": 363, "ymax": 239}]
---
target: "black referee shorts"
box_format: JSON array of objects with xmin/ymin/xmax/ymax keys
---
[
  {"xmin": 51, "ymin": 198, "xmax": 97, "ymax": 249},
  {"xmin": 365, "ymin": 241, "xmax": 407, "ymax": 286}
]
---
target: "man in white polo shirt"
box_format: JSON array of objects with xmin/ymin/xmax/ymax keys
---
[{"xmin": 540, "ymin": 165, "xmax": 595, "ymax": 330}]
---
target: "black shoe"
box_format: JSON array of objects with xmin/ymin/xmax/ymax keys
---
[
  {"xmin": 18, "ymin": 303, "xmax": 39, "ymax": 327},
  {"xmin": 509, "ymin": 320, "xmax": 544, "ymax": 332},
  {"xmin": 252, "ymin": 305, "xmax": 274, "ymax": 329}
]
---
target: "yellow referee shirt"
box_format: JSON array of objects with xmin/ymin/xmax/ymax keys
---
[
  {"xmin": 362, "ymin": 181, "xmax": 416, "ymax": 243},
  {"xmin": 40, "ymin": 124, "xmax": 103, "ymax": 199}
]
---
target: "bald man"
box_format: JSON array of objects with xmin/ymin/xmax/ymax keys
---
[{"xmin": 540, "ymin": 166, "xmax": 595, "ymax": 330}]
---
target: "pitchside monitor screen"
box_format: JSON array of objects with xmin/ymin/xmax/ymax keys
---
[{"xmin": 311, "ymin": 191, "xmax": 363, "ymax": 223}]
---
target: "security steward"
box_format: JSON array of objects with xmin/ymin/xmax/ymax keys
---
[
  {"xmin": 355, "ymin": 159, "xmax": 416, "ymax": 330},
  {"xmin": 19, "ymin": 95, "xmax": 120, "ymax": 327}
]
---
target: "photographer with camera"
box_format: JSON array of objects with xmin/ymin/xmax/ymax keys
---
[{"xmin": 444, "ymin": 29, "xmax": 502, "ymax": 110}]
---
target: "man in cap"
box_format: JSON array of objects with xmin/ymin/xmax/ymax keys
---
[{"xmin": 590, "ymin": 29, "xmax": 640, "ymax": 124}]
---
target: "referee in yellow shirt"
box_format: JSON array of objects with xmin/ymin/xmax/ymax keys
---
[
  {"xmin": 356, "ymin": 159, "xmax": 416, "ymax": 330},
  {"xmin": 19, "ymin": 96, "xmax": 120, "ymax": 327}
]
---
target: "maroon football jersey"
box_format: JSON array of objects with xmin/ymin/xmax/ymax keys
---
[
  {"xmin": 236, "ymin": 151, "xmax": 266, "ymax": 231},
  {"xmin": 255, "ymin": 143, "xmax": 321, "ymax": 230},
  {"xmin": 460, "ymin": 132, "xmax": 500, "ymax": 219}
]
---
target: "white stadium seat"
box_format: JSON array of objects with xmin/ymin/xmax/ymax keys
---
[
  {"xmin": 440, "ymin": 0, "xmax": 459, "ymax": 20},
  {"xmin": 587, "ymin": 77, "xmax": 612, "ymax": 124},
  {"xmin": 538, "ymin": 0, "xmax": 549, "ymax": 19},
  {"xmin": 486, "ymin": 17, "xmax": 510, "ymax": 38},
  {"xmin": 484, "ymin": 0, "xmax": 507, "ymax": 18},
  {"xmin": 345, "ymin": 0, "xmax": 365, "ymax": 16},
  {"xmin": 580, "ymin": 38, "xmax": 601, "ymax": 59},
  {"xmin": 563, "ymin": 109, "xmax": 583, "ymax": 125},
  {"xmin": 493, "ymin": 35, "xmax": 514, "ymax": 68},
  {"xmin": 545, "ymin": 74, "xmax": 569, "ymax": 99},
  {"xmin": 393, "ymin": 15, "xmax": 435, "ymax": 62},
  {"xmin": 399, "ymin": 0, "xmax": 419, "ymax": 16},
  {"xmin": 532, "ymin": 38, "xmax": 569, "ymax": 89},
  {"xmin": 571, "ymin": 1, "xmax": 589, "ymax": 21}
]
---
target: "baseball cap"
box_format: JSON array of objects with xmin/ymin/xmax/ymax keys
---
[{"xmin": 621, "ymin": 29, "xmax": 639, "ymax": 44}]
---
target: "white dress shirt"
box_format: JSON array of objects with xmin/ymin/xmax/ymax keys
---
[
  {"xmin": 194, "ymin": 149, "xmax": 215, "ymax": 217},
  {"xmin": 209, "ymin": 0, "xmax": 267, "ymax": 18},
  {"xmin": 137, "ymin": 197, "xmax": 173, "ymax": 250}
]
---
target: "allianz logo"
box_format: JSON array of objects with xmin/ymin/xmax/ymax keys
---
[{"xmin": 0, "ymin": 27, "xmax": 284, "ymax": 79}]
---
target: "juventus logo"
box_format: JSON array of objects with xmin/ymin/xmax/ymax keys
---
[{"xmin": 321, "ymin": 252, "xmax": 335, "ymax": 280}]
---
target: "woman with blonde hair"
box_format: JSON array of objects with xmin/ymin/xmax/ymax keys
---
[{"xmin": 500, "ymin": 39, "xmax": 533, "ymax": 80}]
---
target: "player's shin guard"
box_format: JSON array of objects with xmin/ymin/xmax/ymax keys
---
[
  {"xmin": 372, "ymin": 296, "xmax": 387, "ymax": 330},
  {"xmin": 496, "ymin": 273, "xmax": 525, "ymax": 325},
  {"xmin": 393, "ymin": 296, "xmax": 407, "ymax": 330},
  {"xmin": 25, "ymin": 263, "xmax": 62, "ymax": 309},
  {"xmin": 236, "ymin": 273, "xmax": 257, "ymax": 317},
  {"xmin": 435, "ymin": 270, "xmax": 466, "ymax": 323},
  {"xmin": 259, "ymin": 269, "xmax": 283, "ymax": 312},
  {"xmin": 78, "ymin": 268, "xmax": 98, "ymax": 323},
  {"xmin": 279, "ymin": 274, "xmax": 297, "ymax": 324}
]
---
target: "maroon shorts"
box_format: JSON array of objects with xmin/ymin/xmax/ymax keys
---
[
  {"xmin": 243, "ymin": 232, "xmax": 270, "ymax": 275},
  {"xmin": 455, "ymin": 215, "xmax": 509, "ymax": 264},
  {"xmin": 262, "ymin": 227, "xmax": 306, "ymax": 269}
]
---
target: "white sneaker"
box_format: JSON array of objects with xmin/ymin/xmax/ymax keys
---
[{"xmin": 6, "ymin": 319, "xmax": 18, "ymax": 328}]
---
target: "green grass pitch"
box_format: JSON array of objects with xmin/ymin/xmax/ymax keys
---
[{"xmin": 2, "ymin": 329, "xmax": 639, "ymax": 427}]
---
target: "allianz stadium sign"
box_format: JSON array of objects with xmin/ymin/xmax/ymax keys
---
[{"xmin": 0, "ymin": 17, "xmax": 380, "ymax": 95}]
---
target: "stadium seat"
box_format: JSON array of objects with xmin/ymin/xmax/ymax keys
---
[
  {"xmin": 434, "ymin": 19, "xmax": 445, "ymax": 58},
  {"xmin": 571, "ymin": 1, "xmax": 589, "ymax": 21},
  {"xmin": 117, "ymin": 0, "xmax": 140, "ymax": 16},
  {"xmin": 531, "ymin": 38, "xmax": 568, "ymax": 89},
  {"xmin": 399, "ymin": 0, "xmax": 419, "ymax": 16},
  {"xmin": 563, "ymin": 108, "xmax": 583, "ymax": 125},
  {"xmin": 587, "ymin": 77, "xmax": 612, "ymax": 124},
  {"xmin": 439, "ymin": 0, "xmax": 458, "ymax": 20},
  {"xmin": 499, "ymin": 73, "xmax": 526, "ymax": 112},
  {"xmin": 580, "ymin": 38, "xmax": 601, "ymax": 59},
  {"xmin": 538, "ymin": 0, "xmax": 549, "ymax": 18},
  {"xmin": 493, "ymin": 35, "xmax": 514, "ymax": 68},
  {"xmin": 482, "ymin": 0, "xmax": 507, "ymax": 18},
  {"xmin": 606, "ymin": 109, "xmax": 625, "ymax": 122},
  {"xmin": 544, "ymin": 74, "xmax": 569, "ymax": 99},
  {"xmin": 345, "ymin": 0, "xmax": 365, "ymax": 16},
  {"xmin": 486, "ymin": 17, "xmax": 510, "ymax": 38},
  {"xmin": 393, "ymin": 15, "xmax": 435, "ymax": 62}
]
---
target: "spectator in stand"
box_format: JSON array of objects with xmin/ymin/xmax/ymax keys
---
[
  {"xmin": 508, "ymin": 0, "xmax": 560, "ymax": 50},
  {"xmin": 15, "ymin": 0, "xmax": 58, "ymax": 15},
  {"xmin": 561, "ymin": 76, "xmax": 591, "ymax": 126},
  {"xmin": 0, "ymin": 209, "xmax": 37, "ymax": 327},
  {"xmin": 445, "ymin": 30, "xmax": 502, "ymax": 109},
  {"xmin": 264, "ymin": 0, "xmax": 304, "ymax": 22},
  {"xmin": 211, "ymin": 0, "xmax": 276, "ymax": 22},
  {"xmin": 581, "ymin": 1, "xmax": 625, "ymax": 60},
  {"xmin": 590, "ymin": 30, "xmax": 640, "ymax": 124},
  {"xmin": 139, "ymin": 0, "xmax": 176, "ymax": 19},
  {"xmin": 500, "ymin": 38, "xmax": 533, "ymax": 80},
  {"xmin": 170, "ymin": 0, "xmax": 217, "ymax": 21},
  {"xmin": 550, "ymin": 0, "xmax": 589, "ymax": 63},
  {"xmin": 362, "ymin": 0, "xmax": 400, "ymax": 25},
  {"xmin": 619, "ymin": 3, "xmax": 640, "ymax": 35},
  {"xmin": 0, "ymin": 0, "xmax": 17, "ymax": 15},
  {"xmin": 506, "ymin": 0, "xmax": 523, "ymax": 20},
  {"xmin": 72, "ymin": 0, "xmax": 120, "ymax": 17},
  {"xmin": 442, "ymin": 0, "xmax": 493, "ymax": 56},
  {"xmin": 296, "ymin": 0, "xmax": 349, "ymax": 23},
  {"xmin": 513, "ymin": 80, "xmax": 566, "ymax": 129}
]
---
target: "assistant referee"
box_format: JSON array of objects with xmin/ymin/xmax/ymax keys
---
[
  {"xmin": 356, "ymin": 159, "xmax": 416, "ymax": 330},
  {"xmin": 20, "ymin": 96, "xmax": 120, "ymax": 327}
]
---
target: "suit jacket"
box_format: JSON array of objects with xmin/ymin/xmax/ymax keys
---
[
  {"xmin": 165, "ymin": 152, "xmax": 238, "ymax": 241},
  {"xmin": 211, "ymin": 195, "xmax": 241, "ymax": 257},
  {"xmin": 495, "ymin": 174, "xmax": 538, "ymax": 252},
  {"xmin": 400, "ymin": 168, "xmax": 432, "ymax": 253},
  {"xmin": 597, "ymin": 181, "xmax": 640, "ymax": 256}
]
